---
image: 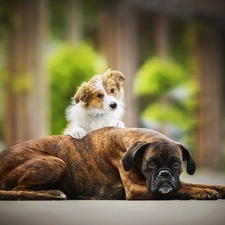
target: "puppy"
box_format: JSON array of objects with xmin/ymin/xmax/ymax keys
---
[{"xmin": 64, "ymin": 69, "xmax": 125, "ymax": 139}]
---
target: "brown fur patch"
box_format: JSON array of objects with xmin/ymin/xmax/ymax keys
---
[{"xmin": 74, "ymin": 83, "xmax": 104, "ymax": 109}]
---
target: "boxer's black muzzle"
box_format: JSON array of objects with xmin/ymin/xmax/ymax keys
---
[
  {"xmin": 148, "ymin": 167, "xmax": 182, "ymax": 195},
  {"xmin": 145, "ymin": 154, "xmax": 183, "ymax": 195}
]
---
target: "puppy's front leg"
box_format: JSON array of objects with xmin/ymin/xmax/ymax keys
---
[
  {"xmin": 65, "ymin": 127, "xmax": 87, "ymax": 139},
  {"xmin": 109, "ymin": 120, "xmax": 125, "ymax": 128}
]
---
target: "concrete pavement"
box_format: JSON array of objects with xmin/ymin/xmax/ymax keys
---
[
  {"xmin": 181, "ymin": 168, "xmax": 225, "ymax": 185},
  {"xmin": 0, "ymin": 200, "xmax": 225, "ymax": 225}
]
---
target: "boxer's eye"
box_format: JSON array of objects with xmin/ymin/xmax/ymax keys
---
[
  {"xmin": 148, "ymin": 160, "xmax": 156, "ymax": 168},
  {"xmin": 172, "ymin": 161, "xmax": 180, "ymax": 168}
]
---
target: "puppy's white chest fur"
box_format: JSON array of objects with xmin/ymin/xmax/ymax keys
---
[{"xmin": 67, "ymin": 101, "xmax": 124, "ymax": 130}]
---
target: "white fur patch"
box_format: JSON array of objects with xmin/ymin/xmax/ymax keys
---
[
  {"xmin": 109, "ymin": 120, "xmax": 125, "ymax": 128},
  {"xmin": 65, "ymin": 126, "xmax": 87, "ymax": 139}
]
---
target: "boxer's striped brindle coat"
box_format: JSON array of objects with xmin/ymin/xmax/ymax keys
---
[{"xmin": 0, "ymin": 127, "xmax": 224, "ymax": 200}]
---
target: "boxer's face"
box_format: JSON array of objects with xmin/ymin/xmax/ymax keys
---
[
  {"xmin": 142, "ymin": 142, "xmax": 183, "ymax": 195},
  {"xmin": 122, "ymin": 140, "xmax": 196, "ymax": 196}
]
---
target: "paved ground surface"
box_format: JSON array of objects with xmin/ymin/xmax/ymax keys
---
[
  {"xmin": 181, "ymin": 168, "xmax": 225, "ymax": 185},
  {"xmin": 1, "ymin": 200, "xmax": 225, "ymax": 225},
  {"xmin": 1, "ymin": 169, "xmax": 225, "ymax": 225}
]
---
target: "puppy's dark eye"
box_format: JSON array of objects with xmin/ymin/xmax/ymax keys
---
[
  {"xmin": 97, "ymin": 94, "xmax": 103, "ymax": 98},
  {"xmin": 172, "ymin": 162, "xmax": 180, "ymax": 168},
  {"xmin": 110, "ymin": 88, "xmax": 114, "ymax": 93},
  {"xmin": 148, "ymin": 160, "xmax": 156, "ymax": 168}
]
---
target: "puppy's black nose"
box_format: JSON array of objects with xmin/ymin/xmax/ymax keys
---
[
  {"xmin": 158, "ymin": 170, "xmax": 171, "ymax": 179},
  {"xmin": 110, "ymin": 102, "xmax": 117, "ymax": 109}
]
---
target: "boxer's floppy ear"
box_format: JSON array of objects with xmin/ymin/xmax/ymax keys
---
[
  {"xmin": 179, "ymin": 144, "xmax": 196, "ymax": 175},
  {"xmin": 122, "ymin": 141, "xmax": 150, "ymax": 171}
]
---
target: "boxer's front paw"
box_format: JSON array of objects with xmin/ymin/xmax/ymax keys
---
[
  {"xmin": 178, "ymin": 186, "xmax": 221, "ymax": 200},
  {"xmin": 195, "ymin": 188, "xmax": 221, "ymax": 200},
  {"xmin": 109, "ymin": 120, "xmax": 125, "ymax": 128}
]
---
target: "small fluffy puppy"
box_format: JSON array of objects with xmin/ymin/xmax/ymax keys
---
[{"xmin": 64, "ymin": 69, "xmax": 125, "ymax": 139}]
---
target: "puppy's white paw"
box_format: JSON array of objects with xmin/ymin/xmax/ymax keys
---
[
  {"xmin": 67, "ymin": 127, "xmax": 87, "ymax": 139},
  {"xmin": 109, "ymin": 120, "xmax": 125, "ymax": 128}
]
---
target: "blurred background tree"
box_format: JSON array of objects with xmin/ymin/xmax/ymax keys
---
[
  {"xmin": 48, "ymin": 42, "xmax": 106, "ymax": 134},
  {"xmin": 0, "ymin": 0, "xmax": 224, "ymax": 171},
  {"xmin": 134, "ymin": 57, "xmax": 197, "ymax": 147}
]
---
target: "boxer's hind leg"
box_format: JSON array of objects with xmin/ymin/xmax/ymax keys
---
[
  {"xmin": 0, "ymin": 190, "xmax": 67, "ymax": 200},
  {"xmin": 3, "ymin": 156, "xmax": 67, "ymax": 199}
]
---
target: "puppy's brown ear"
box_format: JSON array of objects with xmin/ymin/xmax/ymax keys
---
[
  {"xmin": 74, "ymin": 82, "xmax": 88, "ymax": 103},
  {"xmin": 179, "ymin": 143, "xmax": 196, "ymax": 175},
  {"xmin": 104, "ymin": 69, "xmax": 125, "ymax": 82},
  {"xmin": 122, "ymin": 141, "xmax": 150, "ymax": 171}
]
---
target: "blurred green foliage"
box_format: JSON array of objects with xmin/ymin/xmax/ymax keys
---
[
  {"xmin": 134, "ymin": 57, "xmax": 197, "ymax": 146},
  {"xmin": 48, "ymin": 42, "xmax": 106, "ymax": 134},
  {"xmin": 134, "ymin": 57, "xmax": 187, "ymax": 97}
]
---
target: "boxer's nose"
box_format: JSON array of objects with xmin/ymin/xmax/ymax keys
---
[{"xmin": 158, "ymin": 170, "xmax": 171, "ymax": 179}]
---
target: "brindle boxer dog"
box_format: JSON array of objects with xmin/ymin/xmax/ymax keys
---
[{"xmin": 0, "ymin": 127, "xmax": 225, "ymax": 200}]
